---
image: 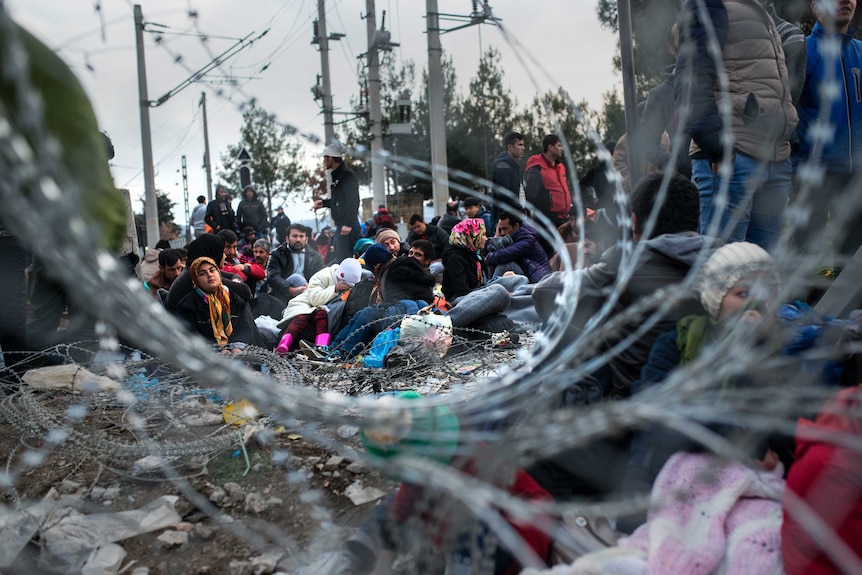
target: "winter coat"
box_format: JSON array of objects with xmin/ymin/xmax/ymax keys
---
[
  {"xmin": 676, "ymin": 0, "xmax": 798, "ymax": 162},
  {"xmin": 782, "ymin": 385, "xmax": 862, "ymax": 575},
  {"xmin": 525, "ymin": 153, "xmax": 572, "ymax": 225},
  {"xmin": 492, "ymin": 150, "xmax": 523, "ymax": 217},
  {"xmin": 174, "ymin": 287, "xmax": 256, "ymax": 346},
  {"xmin": 190, "ymin": 203, "xmax": 207, "ymax": 234},
  {"xmin": 137, "ymin": 247, "xmax": 161, "ymax": 282},
  {"xmin": 406, "ymin": 223, "xmax": 449, "ymax": 260},
  {"xmin": 441, "ymin": 245, "xmax": 483, "ymax": 300},
  {"xmin": 264, "ymin": 243, "xmax": 325, "ymax": 301},
  {"xmin": 638, "ymin": 65, "xmax": 691, "ymax": 177},
  {"xmin": 437, "ymin": 212, "xmax": 461, "ymax": 235},
  {"xmin": 484, "ymin": 223, "xmax": 551, "ymax": 283},
  {"xmin": 794, "ymin": 21, "xmax": 862, "ymax": 174},
  {"xmin": 204, "ymin": 198, "xmax": 237, "ymax": 233},
  {"xmin": 164, "ymin": 268, "xmax": 252, "ymax": 313},
  {"xmin": 532, "ymin": 232, "xmax": 713, "ymax": 396},
  {"xmin": 376, "ymin": 255, "xmax": 435, "ymax": 306},
  {"xmin": 270, "ymin": 212, "xmax": 291, "ymax": 243},
  {"xmin": 277, "ymin": 264, "xmax": 343, "ymax": 328},
  {"xmin": 236, "ymin": 189, "xmax": 268, "ymax": 233},
  {"xmin": 321, "ymin": 163, "xmax": 360, "ymax": 229}
]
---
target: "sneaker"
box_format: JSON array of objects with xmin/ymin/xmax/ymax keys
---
[{"xmin": 299, "ymin": 340, "xmax": 326, "ymax": 359}]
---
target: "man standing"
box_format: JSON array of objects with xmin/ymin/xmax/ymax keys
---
[
  {"xmin": 492, "ymin": 131, "xmax": 526, "ymax": 226},
  {"xmin": 190, "ymin": 195, "xmax": 207, "ymax": 238},
  {"xmin": 676, "ymin": 0, "xmax": 797, "ymax": 251},
  {"xmin": 525, "ymin": 134, "xmax": 572, "ymax": 231},
  {"xmin": 205, "ymin": 185, "xmax": 237, "ymax": 234},
  {"xmin": 236, "ymin": 185, "xmax": 268, "ymax": 238},
  {"xmin": 270, "ymin": 207, "xmax": 291, "ymax": 246},
  {"xmin": 313, "ymin": 143, "xmax": 361, "ymax": 261},
  {"xmin": 792, "ymin": 0, "xmax": 862, "ymax": 261},
  {"xmin": 265, "ymin": 224, "xmax": 325, "ymax": 304}
]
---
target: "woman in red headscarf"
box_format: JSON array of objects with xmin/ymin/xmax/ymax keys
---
[{"xmin": 173, "ymin": 256, "xmax": 256, "ymax": 352}]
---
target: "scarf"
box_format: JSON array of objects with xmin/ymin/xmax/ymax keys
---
[
  {"xmin": 190, "ymin": 256, "xmax": 233, "ymax": 346},
  {"xmin": 450, "ymin": 218, "xmax": 486, "ymax": 286}
]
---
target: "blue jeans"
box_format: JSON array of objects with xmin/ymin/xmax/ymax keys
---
[
  {"xmin": 691, "ymin": 153, "xmax": 791, "ymax": 251},
  {"xmin": 332, "ymin": 299, "xmax": 425, "ymax": 357}
]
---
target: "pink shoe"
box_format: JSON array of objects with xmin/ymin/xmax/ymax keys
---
[
  {"xmin": 275, "ymin": 333, "xmax": 293, "ymax": 355},
  {"xmin": 314, "ymin": 333, "xmax": 331, "ymax": 348}
]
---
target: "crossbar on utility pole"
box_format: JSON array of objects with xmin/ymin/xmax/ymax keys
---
[{"xmin": 134, "ymin": 4, "xmax": 159, "ymax": 248}]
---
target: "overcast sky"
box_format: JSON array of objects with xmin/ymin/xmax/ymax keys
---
[{"xmin": 7, "ymin": 0, "xmax": 620, "ymax": 233}]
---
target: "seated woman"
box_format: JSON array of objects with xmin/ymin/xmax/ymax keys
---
[
  {"xmin": 274, "ymin": 258, "xmax": 362, "ymax": 354},
  {"xmin": 165, "ymin": 234, "xmax": 252, "ymax": 313},
  {"xmin": 173, "ymin": 257, "xmax": 256, "ymax": 353},
  {"xmin": 441, "ymin": 218, "xmax": 487, "ymax": 302}
]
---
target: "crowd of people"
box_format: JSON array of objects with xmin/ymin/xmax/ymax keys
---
[{"xmin": 2, "ymin": 1, "xmax": 861, "ymax": 573}]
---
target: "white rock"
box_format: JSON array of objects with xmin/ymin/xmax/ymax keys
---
[
  {"xmin": 209, "ymin": 487, "xmax": 225, "ymax": 504},
  {"xmin": 130, "ymin": 568, "xmax": 149, "ymax": 575},
  {"xmin": 343, "ymin": 481, "xmax": 387, "ymax": 506},
  {"xmin": 58, "ymin": 480, "xmax": 81, "ymax": 494},
  {"xmin": 156, "ymin": 530, "xmax": 188, "ymax": 547},
  {"xmin": 81, "ymin": 544, "xmax": 126, "ymax": 575},
  {"xmin": 323, "ymin": 456, "xmax": 344, "ymax": 470},
  {"xmin": 346, "ymin": 460, "xmax": 372, "ymax": 474},
  {"xmin": 223, "ymin": 482, "xmax": 246, "ymax": 506},
  {"xmin": 102, "ymin": 486, "xmax": 120, "ymax": 500},
  {"xmin": 89, "ymin": 486, "xmax": 106, "ymax": 500},
  {"xmin": 264, "ymin": 497, "xmax": 283, "ymax": 509},
  {"xmin": 244, "ymin": 492, "xmax": 266, "ymax": 514}
]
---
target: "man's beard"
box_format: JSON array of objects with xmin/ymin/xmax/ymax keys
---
[{"xmin": 290, "ymin": 242, "xmax": 304, "ymax": 252}]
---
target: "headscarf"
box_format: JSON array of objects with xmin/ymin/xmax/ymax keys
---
[
  {"xmin": 190, "ymin": 256, "xmax": 233, "ymax": 346},
  {"xmin": 449, "ymin": 218, "xmax": 486, "ymax": 252},
  {"xmin": 450, "ymin": 218, "xmax": 486, "ymax": 286},
  {"xmin": 187, "ymin": 234, "xmax": 226, "ymax": 266}
]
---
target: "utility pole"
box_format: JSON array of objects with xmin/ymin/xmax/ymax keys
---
[
  {"xmin": 366, "ymin": 0, "xmax": 385, "ymax": 209},
  {"xmin": 181, "ymin": 155, "xmax": 190, "ymax": 243},
  {"xmin": 316, "ymin": 0, "xmax": 336, "ymax": 144},
  {"xmin": 200, "ymin": 92, "xmax": 213, "ymax": 201},
  {"xmin": 134, "ymin": 4, "xmax": 159, "ymax": 248},
  {"xmin": 426, "ymin": 0, "xmax": 449, "ymax": 218},
  {"xmin": 617, "ymin": 0, "xmax": 641, "ymax": 187}
]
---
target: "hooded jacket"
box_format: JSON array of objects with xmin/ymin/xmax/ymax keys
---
[
  {"xmin": 794, "ymin": 22, "xmax": 862, "ymax": 174},
  {"xmin": 533, "ymin": 232, "xmax": 714, "ymax": 396},
  {"xmin": 525, "ymin": 153, "xmax": 572, "ymax": 224},
  {"xmin": 236, "ymin": 188, "xmax": 268, "ymax": 232},
  {"xmin": 322, "ymin": 162, "xmax": 360, "ymax": 229},
  {"xmin": 441, "ymin": 245, "xmax": 484, "ymax": 300},
  {"xmin": 376, "ymin": 255, "xmax": 435, "ymax": 306}
]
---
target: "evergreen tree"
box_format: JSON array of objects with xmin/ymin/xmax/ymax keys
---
[{"xmin": 218, "ymin": 105, "xmax": 308, "ymax": 217}]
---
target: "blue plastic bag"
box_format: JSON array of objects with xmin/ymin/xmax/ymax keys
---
[{"xmin": 363, "ymin": 328, "xmax": 401, "ymax": 368}]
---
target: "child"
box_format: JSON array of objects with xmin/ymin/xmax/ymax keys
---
[{"xmin": 274, "ymin": 258, "xmax": 362, "ymax": 353}]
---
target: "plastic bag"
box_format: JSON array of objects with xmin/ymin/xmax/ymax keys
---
[
  {"xmin": 399, "ymin": 309, "xmax": 453, "ymax": 358},
  {"xmin": 363, "ymin": 328, "xmax": 401, "ymax": 368}
]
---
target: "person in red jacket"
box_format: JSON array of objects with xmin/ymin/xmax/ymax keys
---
[
  {"xmin": 782, "ymin": 384, "xmax": 862, "ymax": 575},
  {"xmin": 525, "ymin": 134, "xmax": 572, "ymax": 230}
]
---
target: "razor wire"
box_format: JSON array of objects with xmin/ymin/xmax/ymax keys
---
[{"xmin": 0, "ymin": 1, "xmax": 861, "ymax": 573}]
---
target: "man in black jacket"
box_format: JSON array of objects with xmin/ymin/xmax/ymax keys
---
[
  {"xmin": 265, "ymin": 224, "xmax": 325, "ymax": 304},
  {"xmin": 204, "ymin": 185, "xmax": 237, "ymax": 233},
  {"xmin": 314, "ymin": 143, "xmax": 361, "ymax": 261},
  {"xmin": 491, "ymin": 131, "xmax": 525, "ymax": 227}
]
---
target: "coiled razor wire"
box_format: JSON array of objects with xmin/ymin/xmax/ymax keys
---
[{"xmin": 1, "ymin": 1, "xmax": 862, "ymax": 573}]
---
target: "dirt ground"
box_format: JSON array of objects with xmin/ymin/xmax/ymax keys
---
[{"xmin": 0, "ymin": 392, "xmax": 397, "ymax": 575}]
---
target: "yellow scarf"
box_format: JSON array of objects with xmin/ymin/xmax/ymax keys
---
[{"xmin": 190, "ymin": 257, "xmax": 233, "ymax": 346}]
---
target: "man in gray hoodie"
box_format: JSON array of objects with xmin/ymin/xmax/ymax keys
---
[{"xmin": 533, "ymin": 172, "xmax": 715, "ymax": 398}]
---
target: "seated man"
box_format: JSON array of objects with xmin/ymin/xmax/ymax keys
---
[
  {"xmin": 145, "ymin": 248, "xmax": 184, "ymax": 298},
  {"xmin": 533, "ymin": 172, "xmax": 712, "ymax": 399},
  {"xmin": 265, "ymin": 224, "xmax": 325, "ymax": 304},
  {"xmin": 330, "ymin": 244, "xmax": 435, "ymax": 358},
  {"xmin": 408, "ymin": 239, "xmax": 434, "ymax": 271},
  {"xmin": 484, "ymin": 211, "xmax": 551, "ymax": 283},
  {"xmin": 406, "ymin": 214, "xmax": 449, "ymax": 275},
  {"xmin": 375, "ymin": 227, "xmax": 409, "ymax": 257},
  {"xmin": 237, "ymin": 226, "xmax": 257, "ymax": 260}
]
